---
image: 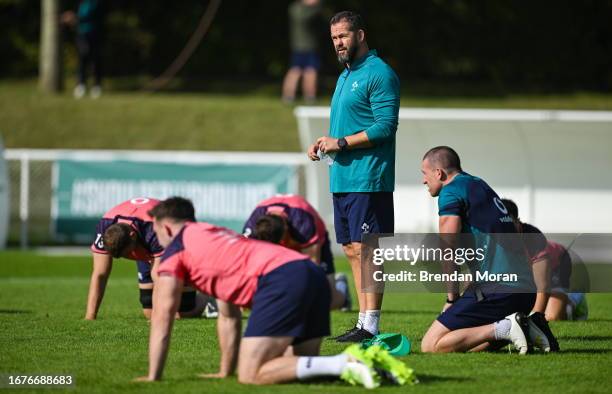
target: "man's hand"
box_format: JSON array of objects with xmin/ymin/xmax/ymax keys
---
[
  {"xmin": 317, "ymin": 136, "xmax": 340, "ymax": 153},
  {"xmin": 197, "ymin": 372, "xmax": 229, "ymax": 379},
  {"xmin": 307, "ymin": 142, "xmax": 320, "ymax": 161}
]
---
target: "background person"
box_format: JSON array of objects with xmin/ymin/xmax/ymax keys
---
[
  {"xmin": 502, "ymin": 198, "xmax": 587, "ymax": 323},
  {"xmin": 61, "ymin": 0, "xmax": 104, "ymax": 98},
  {"xmin": 243, "ymin": 194, "xmax": 351, "ymax": 310},
  {"xmin": 282, "ymin": 0, "xmax": 324, "ymax": 103}
]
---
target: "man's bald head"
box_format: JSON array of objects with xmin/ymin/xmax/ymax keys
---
[{"xmin": 422, "ymin": 146, "xmax": 462, "ymax": 173}]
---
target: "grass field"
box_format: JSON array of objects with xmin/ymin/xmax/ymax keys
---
[
  {"xmin": 1, "ymin": 251, "xmax": 611, "ymax": 393},
  {"xmin": 2, "ymin": 79, "xmax": 612, "ymax": 151}
]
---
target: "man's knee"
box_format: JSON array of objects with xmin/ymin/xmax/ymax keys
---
[
  {"xmin": 420, "ymin": 334, "xmax": 437, "ymax": 353},
  {"xmin": 237, "ymin": 373, "xmax": 260, "ymax": 385},
  {"xmin": 421, "ymin": 321, "xmax": 449, "ymax": 353},
  {"xmin": 139, "ymin": 288, "xmax": 153, "ymax": 309}
]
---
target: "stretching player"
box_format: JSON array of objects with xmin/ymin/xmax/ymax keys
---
[
  {"xmin": 135, "ymin": 197, "xmax": 412, "ymax": 387},
  {"xmin": 85, "ymin": 197, "xmax": 205, "ymax": 320},
  {"xmin": 502, "ymin": 199, "xmax": 587, "ymax": 323},
  {"xmin": 243, "ymin": 194, "xmax": 350, "ymax": 310},
  {"xmin": 419, "ymin": 147, "xmax": 549, "ymax": 354}
]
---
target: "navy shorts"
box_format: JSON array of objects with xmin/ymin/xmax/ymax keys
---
[
  {"xmin": 333, "ymin": 192, "xmax": 394, "ymax": 244},
  {"xmin": 136, "ymin": 260, "xmax": 153, "ymax": 285},
  {"xmin": 319, "ymin": 232, "xmax": 335, "ymax": 275},
  {"xmin": 244, "ymin": 259, "xmax": 331, "ymax": 343},
  {"xmin": 437, "ymin": 288, "xmax": 535, "ymax": 330},
  {"xmin": 290, "ymin": 51, "xmax": 320, "ymax": 70}
]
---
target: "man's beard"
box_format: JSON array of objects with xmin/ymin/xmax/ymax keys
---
[{"xmin": 336, "ymin": 44, "xmax": 357, "ymax": 65}]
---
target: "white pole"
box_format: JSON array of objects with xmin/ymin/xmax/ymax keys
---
[{"xmin": 19, "ymin": 154, "xmax": 30, "ymax": 249}]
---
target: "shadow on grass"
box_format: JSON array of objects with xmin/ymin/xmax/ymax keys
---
[
  {"xmin": 416, "ymin": 374, "xmax": 474, "ymax": 384},
  {"xmin": 582, "ymin": 318, "xmax": 612, "ymax": 323},
  {"xmin": 376, "ymin": 310, "xmax": 439, "ymax": 316},
  {"xmin": 560, "ymin": 335, "xmax": 612, "ymax": 341},
  {"xmin": 561, "ymin": 349, "xmax": 612, "ymax": 354},
  {"xmin": 0, "ymin": 309, "xmax": 32, "ymax": 314}
]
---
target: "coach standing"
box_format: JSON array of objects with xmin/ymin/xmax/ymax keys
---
[{"xmin": 308, "ymin": 11, "xmax": 400, "ymax": 342}]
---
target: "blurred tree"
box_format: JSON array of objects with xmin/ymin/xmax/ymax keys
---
[
  {"xmin": 39, "ymin": 0, "xmax": 63, "ymax": 92},
  {"xmin": 1, "ymin": 0, "xmax": 610, "ymax": 93}
]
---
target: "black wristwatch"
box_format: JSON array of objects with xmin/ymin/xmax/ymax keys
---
[
  {"xmin": 446, "ymin": 297, "xmax": 456, "ymax": 304},
  {"xmin": 337, "ymin": 137, "xmax": 348, "ymax": 151}
]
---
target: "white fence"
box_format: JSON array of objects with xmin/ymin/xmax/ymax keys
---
[
  {"xmin": 295, "ymin": 106, "xmax": 612, "ymax": 234},
  {"xmin": 4, "ymin": 149, "xmax": 307, "ymax": 248}
]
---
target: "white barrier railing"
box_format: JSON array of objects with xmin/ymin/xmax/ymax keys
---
[
  {"xmin": 5, "ymin": 149, "xmax": 308, "ymax": 249},
  {"xmin": 295, "ymin": 107, "xmax": 612, "ymax": 234}
]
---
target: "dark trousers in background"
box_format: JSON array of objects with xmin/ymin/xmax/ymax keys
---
[{"xmin": 77, "ymin": 32, "xmax": 102, "ymax": 86}]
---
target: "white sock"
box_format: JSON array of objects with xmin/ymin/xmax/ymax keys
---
[
  {"xmin": 494, "ymin": 318, "xmax": 512, "ymax": 340},
  {"xmin": 357, "ymin": 312, "xmax": 365, "ymax": 329},
  {"xmin": 296, "ymin": 354, "xmax": 349, "ymax": 380},
  {"xmin": 363, "ymin": 310, "xmax": 380, "ymax": 335}
]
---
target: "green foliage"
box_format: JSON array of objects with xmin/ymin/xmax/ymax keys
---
[
  {"xmin": 1, "ymin": 251, "xmax": 611, "ymax": 393},
  {"xmin": 1, "ymin": 1, "xmax": 611, "ymax": 91}
]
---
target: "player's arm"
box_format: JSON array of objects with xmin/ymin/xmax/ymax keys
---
[
  {"xmin": 85, "ymin": 252, "xmax": 113, "ymax": 320},
  {"xmin": 316, "ymin": 72, "xmax": 399, "ymax": 154},
  {"xmin": 531, "ymin": 256, "xmax": 551, "ymax": 314},
  {"xmin": 209, "ymin": 299, "xmax": 242, "ymax": 377},
  {"xmin": 150, "ymin": 257, "xmax": 161, "ymax": 283},
  {"xmin": 316, "ymin": 131, "xmax": 373, "ymax": 153},
  {"xmin": 144, "ymin": 274, "xmax": 182, "ymax": 381},
  {"xmin": 439, "ymin": 215, "xmax": 462, "ymax": 307}
]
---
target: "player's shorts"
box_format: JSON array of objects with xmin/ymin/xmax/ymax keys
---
[
  {"xmin": 437, "ymin": 287, "xmax": 535, "ymax": 331},
  {"xmin": 136, "ymin": 260, "xmax": 153, "ymax": 285},
  {"xmin": 332, "ymin": 192, "xmax": 394, "ymax": 244},
  {"xmin": 244, "ymin": 259, "xmax": 330, "ymax": 343},
  {"xmin": 290, "ymin": 51, "xmax": 320, "ymax": 70},
  {"xmin": 319, "ymin": 232, "xmax": 335, "ymax": 275},
  {"xmin": 550, "ymin": 251, "xmax": 572, "ymax": 293}
]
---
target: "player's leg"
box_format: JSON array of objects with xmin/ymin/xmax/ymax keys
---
[
  {"xmin": 237, "ymin": 336, "xmax": 296, "ymax": 384},
  {"xmin": 238, "ymin": 336, "xmax": 377, "ymax": 387},
  {"xmin": 282, "ymin": 54, "xmax": 303, "ymax": 103},
  {"xmin": 176, "ymin": 287, "xmax": 206, "ymax": 318},
  {"xmin": 302, "ymin": 66, "xmax": 318, "ymax": 102},
  {"xmin": 320, "ymin": 233, "xmax": 350, "ymax": 310},
  {"xmin": 422, "ymin": 291, "xmax": 547, "ymax": 354},
  {"xmin": 137, "ymin": 260, "xmax": 154, "ymax": 319},
  {"xmin": 337, "ymin": 193, "xmax": 392, "ymax": 341},
  {"xmin": 332, "ymin": 194, "xmax": 366, "ymax": 339},
  {"xmin": 422, "ymin": 320, "xmax": 497, "ymax": 352}
]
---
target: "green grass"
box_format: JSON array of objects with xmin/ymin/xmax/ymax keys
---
[
  {"xmin": 2, "ymin": 79, "xmax": 612, "ymax": 151},
  {"xmin": 1, "ymin": 251, "xmax": 611, "ymax": 393}
]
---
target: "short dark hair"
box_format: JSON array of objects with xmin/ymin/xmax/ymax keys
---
[
  {"xmin": 330, "ymin": 11, "xmax": 365, "ymax": 32},
  {"xmin": 251, "ymin": 214, "xmax": 286, "ymax": 244},
  {"xmin": 148, "ymin": 196, "xmax": 196, "ymax": 222},
  {"xmin": 423, "ymin": 146, "xmax": 463, "ymax": 172},
  {"xmin": 103, "ymin": 223, "xmax": 136, "ymax": 258},
  {"xmin": 500, "ymin": 198, "xmax": 519, "ymax": 220}
]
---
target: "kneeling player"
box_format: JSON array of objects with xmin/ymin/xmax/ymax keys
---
[
  {"xmin": 502, "ymin": 198, "xmax": 587, "ymax": 323},
  {"xmin": 136, "ymin": 197, "xmax": 411, "ymax": 387},
  {"xmin": 85, "ymin": 197, "xmax": 205, "ymax": 320},
  {"xmin": 419, "ymin": 147, "xmax": 550, "ymax": 354},
  {"xmin": 243, "ymin": 194, "xmax": 350, "ymax": 310}
]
